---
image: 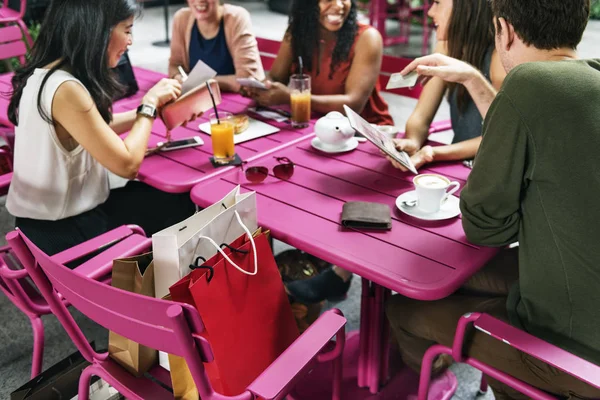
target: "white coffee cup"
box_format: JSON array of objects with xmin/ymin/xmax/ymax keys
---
[{"xmin": 413, "ymin": 174, "xmax": 460, "ymax": 214}]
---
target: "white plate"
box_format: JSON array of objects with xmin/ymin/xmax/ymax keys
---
[
  {"xmin": 395, "ymin": 190, "xmax": 461, "ymax": 221},
  {"xmin": 311, "ymin": 137, "xmax": 359, "ymax": 154},
  {"xmin": 199, "ymin": 117, "xmax": 280, "ymax": 144}
]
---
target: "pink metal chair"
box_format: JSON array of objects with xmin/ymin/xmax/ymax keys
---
[
  {"xmin": 0, "ymin": 225, "xmax": 150, "ymax": 378},
  {"xmin": 0, "ymin": 0, "xmax": 34, "ymax": 47},
  {"xmin": 0, "ymin": 145, "xmax": 12, "ymax": 195},
  {"xmin": 8, "ymin": 228, "xmax": 348, "ymax": 400},
  {"xmin": 256, "ymin": 37, "xmax": 281, "ymax": 73},
  {"xmin": 418, "ymin": 313, "xmax": 600, "ymax": 400},
  {"xmin": 0, "ymin": 23, "xmax": 28, "ymax": 146},
  {"xmin": 369, "ymin": 0, "xmax": 432, "ymax": 55},
  {"xmin": 380, "ymin": 54, "xmax": 423, "ymax": 99}
]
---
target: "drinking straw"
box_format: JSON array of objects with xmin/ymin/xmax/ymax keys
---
[
  {"xmin": 177, "ymin": 65, "xmax": 188, "ymax": 81},
  {"xmin": 298, "ymin": 56, "xmax": 304, "ymax": 76},
  {"xmin": 206, "ymin": 82, "xmax": 220, "ymax": 124}
]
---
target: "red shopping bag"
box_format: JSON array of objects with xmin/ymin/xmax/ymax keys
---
[{"xmin": 169, "ymin": 231, "xmax": 299, "ymax": 396}]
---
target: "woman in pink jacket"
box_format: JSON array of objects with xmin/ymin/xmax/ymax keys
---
[{"xmin": 169, "ymin": 0, "xmax": 265, "ymax": 92}]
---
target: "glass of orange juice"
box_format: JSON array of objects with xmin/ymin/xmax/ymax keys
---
[
  {"xmin": 289, "ymin": 74, "xmax": 311, "ymax": 129},
  {"xmin": 210, "ymin": 112, "xmax": 235, "ymax": 164}
]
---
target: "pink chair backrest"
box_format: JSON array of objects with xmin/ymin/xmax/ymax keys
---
[
  {"xmin": 0, "ymin": 245, "xmax": 48, "ymax": 314},
  {"xmin": 1, "ymin": 0, "xmax": 26, "ymax": 19},
  {"xmin": 473, "ymin": 313, "xmax": 600, "ymax": 389},
  {"xmin": 380, "ymin": 54, "xmax": 423, "ymax": 99},
  {"xmin": 0, "ymin": 25, "xmax": 27, "ymax": 64},
  {"xmin": 256, "ymin": 37, "xmax": 281, "ymax": 72},
  {"xmin": 8, "ymin": 229, "xmax": 224, "ymax": 399}
]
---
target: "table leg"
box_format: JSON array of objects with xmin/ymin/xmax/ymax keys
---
[
  {"xmin": 357, "ymin": 279, "xmax": 391, "ymax": 394},
  {"xmin": 289, "ymin": 277, "xmax": 458, "ymax": 399},
  {"xmin": 357, "ymin": 277, "xmax": 370, "ymax": 388},
  {"xmin": 152, "ymin": 0, "xmax": 171, "ymax": 47},
  {"xmin": 380, "ymin": 288, "xmax": 392, "ymax": 384}
]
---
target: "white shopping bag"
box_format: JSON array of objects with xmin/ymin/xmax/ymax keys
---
[{"xmin": 152, "ymin": 185, "xmax": 258, "ymax": 299}]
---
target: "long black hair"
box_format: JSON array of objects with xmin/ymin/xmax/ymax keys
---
[
  {"xmin": 288, "ymin": 0, "xmax": 359, "ymax": 79},
  {"xmin": 7, "ymin": 0, "xmax": 140, "ymax": 126},
  {"xmin": 446, "ymin": 0, "xmax": 494, "ymax": 112}
]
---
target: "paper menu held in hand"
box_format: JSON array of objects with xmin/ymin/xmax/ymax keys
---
[
  {"xmin": 343, "ymin": 105, "xmax": 418, "ymax": 174},
  {"xmin": 181, "ymin": 60, "xmax": 217, "ymax": 94},
  {"xmin": 385, "ymin": 71, "xmax": 419, "ymax": 90}
]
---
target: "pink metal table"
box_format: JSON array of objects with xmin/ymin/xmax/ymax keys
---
[
  {"xmin": 189, "ymin": 136, "xmax": 499, "ymax": 398},
  {"xmin": 0, "ymin": 67, "xmax": 317, "ymax": 193}
]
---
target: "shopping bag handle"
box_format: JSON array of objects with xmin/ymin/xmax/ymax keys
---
[{"xmin": 196, "ymin": 211, "xmax": 258, "ymax": 276}]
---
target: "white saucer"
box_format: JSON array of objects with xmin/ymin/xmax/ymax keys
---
[
  {"xmin": 311, "ymin": 137, "xmax": 359, "ymax": 154},
  {"xmin": 395, "ymin": 190, "xmax": 461, "ymax": 221}
]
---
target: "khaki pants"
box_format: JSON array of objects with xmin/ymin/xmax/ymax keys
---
[{"xmin": 386, "ymin": 248, "xmax": 600, "ymax": 400}]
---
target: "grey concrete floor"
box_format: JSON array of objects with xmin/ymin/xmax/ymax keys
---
[{"xmin": 0, "ymin": 1, "xmax": 599, "ymax": 398}]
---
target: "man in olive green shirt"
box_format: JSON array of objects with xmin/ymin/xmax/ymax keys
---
[{"xmin": 386, "ymin": 1, "xmax": 600, "ymax": 398}]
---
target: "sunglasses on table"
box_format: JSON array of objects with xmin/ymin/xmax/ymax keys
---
[{"xmin": 240, "ymin": 157, "xmax": 295, "ymax": 183}]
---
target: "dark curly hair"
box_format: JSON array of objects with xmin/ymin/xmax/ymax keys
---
[
  {"xmin": 7, "ymin": 0, "xmax": 140, "ymax": 126},
  {"xmin": 288, "ymin": 0, "xmax": 359, "ymax": 79}
]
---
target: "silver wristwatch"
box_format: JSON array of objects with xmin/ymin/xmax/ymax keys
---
[{"xmin": 136, "ymin": 103, "xmax": 157, "ymax": 119}]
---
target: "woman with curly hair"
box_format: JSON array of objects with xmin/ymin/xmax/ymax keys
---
[{"xmin": 249, "ymin": 0, "xmax": 393, "ymax": 125}]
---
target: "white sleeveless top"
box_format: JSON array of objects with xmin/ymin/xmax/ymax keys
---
[{"xmin": 6, "ymin": 69, "xmax": 110, "ymax": 221}]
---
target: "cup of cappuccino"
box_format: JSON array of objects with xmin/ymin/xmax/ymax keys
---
[{"xmin": 413, "ymin": 174, "xmax": 460, "ymax": 213}]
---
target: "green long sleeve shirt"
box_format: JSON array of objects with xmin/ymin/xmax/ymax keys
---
[{"xmin": 460, "ymin": 59, "xmax": 600, "ymax": 365}]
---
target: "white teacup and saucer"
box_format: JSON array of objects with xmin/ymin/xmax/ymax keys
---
[
  {"xmin": 311, "ymin": 111, "xmax": 359, "ymax": 153},
  {"xmin": 396, "ymin": 173, "xmax": 461, "ymax": 221}
]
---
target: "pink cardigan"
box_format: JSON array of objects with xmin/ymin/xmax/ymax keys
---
[{"xmin": 169, "ymin": 5, "xmax": 265, "ymax": 80}]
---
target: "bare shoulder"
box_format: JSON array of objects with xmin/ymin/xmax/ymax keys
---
[
  {"xmin": 357, "ymin": 26, "xmax": 382, "ymax": 48},
  {"xmin": 53, "ymin": 80, "xmax": 94, "ymax": 114},
  {"xmin": 355, "ymin": 26, "xmax": 382, "ymax": 58}
]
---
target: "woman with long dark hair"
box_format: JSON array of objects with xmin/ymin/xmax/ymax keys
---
[
  {"xmin": 389, "ymin": 0, "xmax": 506, "ymax": 171},
  {"xmin": 6, "ymin": 0, "xmax": 196, "ymax": 255},
  {"xmin": 248, "ymin": 0, "xmax": 393, "ymax": 125}
]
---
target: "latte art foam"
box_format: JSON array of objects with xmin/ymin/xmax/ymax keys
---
[{"xmin": 414, "ymin": 175, "xmax": 449, "ymax": 189}]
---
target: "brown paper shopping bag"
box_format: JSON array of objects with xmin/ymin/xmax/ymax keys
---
[
  {"xmin": 168, "ymin": 354, "xmax": 199, "ymax": 400},
  {"xmin": 108, "ymin": 252, "xmax": 158, "ymax": 377}
]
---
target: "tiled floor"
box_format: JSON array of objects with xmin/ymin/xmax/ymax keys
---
[{"xmin": 0, "ymin": 1, "xmax": 599, "ymax": 398}]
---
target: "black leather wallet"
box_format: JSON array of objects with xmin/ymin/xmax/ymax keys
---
[{"xmin": 341, "ymin": 201, "xmax": 392, "ymax": 230}]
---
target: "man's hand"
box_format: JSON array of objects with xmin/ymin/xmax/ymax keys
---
[{"xmin": 401, "ymin": 53, "xmax": 479, "ymax": 86}]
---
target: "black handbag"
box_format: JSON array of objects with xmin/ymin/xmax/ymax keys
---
[{"xmin": 113, "ymin": 51, "xmax": 139, "ymax": 101}]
